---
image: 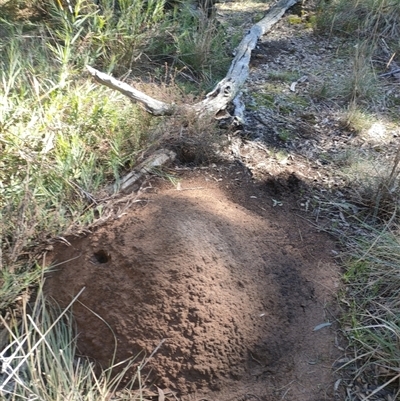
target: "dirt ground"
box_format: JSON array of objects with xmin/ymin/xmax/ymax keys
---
[{"xmin": 46, "ymin": 164, "xmax": 342, "ymax": 401}]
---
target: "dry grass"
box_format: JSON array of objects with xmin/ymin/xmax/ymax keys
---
[{"xmin": 0, "ymin": 284, "xmax": 165, "ymax": 400}]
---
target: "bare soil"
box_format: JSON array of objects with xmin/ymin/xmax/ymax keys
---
[{"xmin": 46, "ymin": 164, "xmax": 341, "ymax": 401}]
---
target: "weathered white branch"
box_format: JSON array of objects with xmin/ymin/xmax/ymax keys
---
[
  {"xmin": 232, "ymin": 93, "xmax": 246, "ymax": 126},
  {"xmin": 86, "ymin": 65, "xmax": 177, "ymax": 116},
  {"xmin": 87, "ymin": 0, "xmax": 300, "ymax": 118}
]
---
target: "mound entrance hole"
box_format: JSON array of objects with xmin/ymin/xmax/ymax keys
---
[{"xmin": 93, "ymin": 250, "xmax": 111, "ymax": 264}]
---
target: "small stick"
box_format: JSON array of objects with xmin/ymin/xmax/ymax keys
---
[{"xmin": 379, "ymin": 68, "xmax": 400, "ymax": 77}]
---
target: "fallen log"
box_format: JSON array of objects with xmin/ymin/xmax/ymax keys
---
[{"xmin": 87, "ymin": 0, "xmax": 300, "ymax": 119}]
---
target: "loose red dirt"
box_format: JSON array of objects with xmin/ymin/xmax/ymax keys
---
[{"xmin": 46, "ymin": 164, "xmax": 342, "ymax": 401}]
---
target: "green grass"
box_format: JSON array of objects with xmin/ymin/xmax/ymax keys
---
[
  {"xmin": 0, "ymin": 49, "xmax": 154, "ymax": 270},
  {"xmin": 318, "ymin": 143, "xmax": 400, "ymax": 396},
  {"xmin": 148, "ymin": 5, "xmax": 231, "ymax": 93}
]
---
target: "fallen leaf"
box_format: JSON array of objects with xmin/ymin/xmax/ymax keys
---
[{"xmin": 157, "ymin": 386, "xmax": 165, "ymax": 401}]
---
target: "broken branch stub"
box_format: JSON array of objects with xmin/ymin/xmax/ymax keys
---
[
  {"xmin": 119, "ymin": 149, "xmax": 176, "ymax": 193},
  {"xmin": 86, "ymin": 0, "xmax": 300, "ymax": 118}
]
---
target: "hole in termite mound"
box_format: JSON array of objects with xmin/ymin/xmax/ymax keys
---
[{"xmin": 93, "ymin": 250, "xmax": 111, "ymax": 264}]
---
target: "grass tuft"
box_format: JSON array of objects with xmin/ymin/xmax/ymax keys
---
[
  {"xmin": 338, "ymin": 221, "xmax": 400, "ymax": 397},
  {"xmin": 314, "ymin": 0, "xmax": 399, "ymax": 110},
  {"xmin": 148, "ymin": 5, "xmax": 230, "ymax": 93},
  {"xmin": 0, "ymin": 284, "xmax": 149, "ymax": 400},
  {"xmin": 336, "ymin": 144, "xmax": 400, "ymax": 221},
  {"xmin": 316, "ymin": 0, "xmax": 400, "ymax": 47}
]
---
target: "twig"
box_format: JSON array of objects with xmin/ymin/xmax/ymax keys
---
[
  {"xmin": 360, "ymin": 372, "xmax": 400, "ymax": 401},
  {"xmin": 140, "ymin": 339, "xmax": 166, "ymax": 370},
  {"xmin": 177, "ymin": 187, "xmax": 205, "ymax": 191},
  {"xmin": 245, "ymin": 394, "xmax": 262, "ymax": 401},
  {"xmin": 379, "ymin": 68, "xmax": 400, "ymax": 77}
]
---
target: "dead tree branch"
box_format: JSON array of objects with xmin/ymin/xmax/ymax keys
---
[
  {"xmin": 86, "ymin": 65, "xmax": 177, "ymax": 116},
  {"xmin": 86, "ymin": 0, "xmax": 300, "ymax": 118}
]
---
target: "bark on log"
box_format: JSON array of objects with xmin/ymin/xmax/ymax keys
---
[{"xmin": 86, "ymin": 0, "xmax": 300, "ymax": 118}]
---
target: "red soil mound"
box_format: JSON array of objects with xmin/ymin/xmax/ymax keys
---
[{"xmin": 46, "ymin": 165, "xmax": 341, "ymax": 400}]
